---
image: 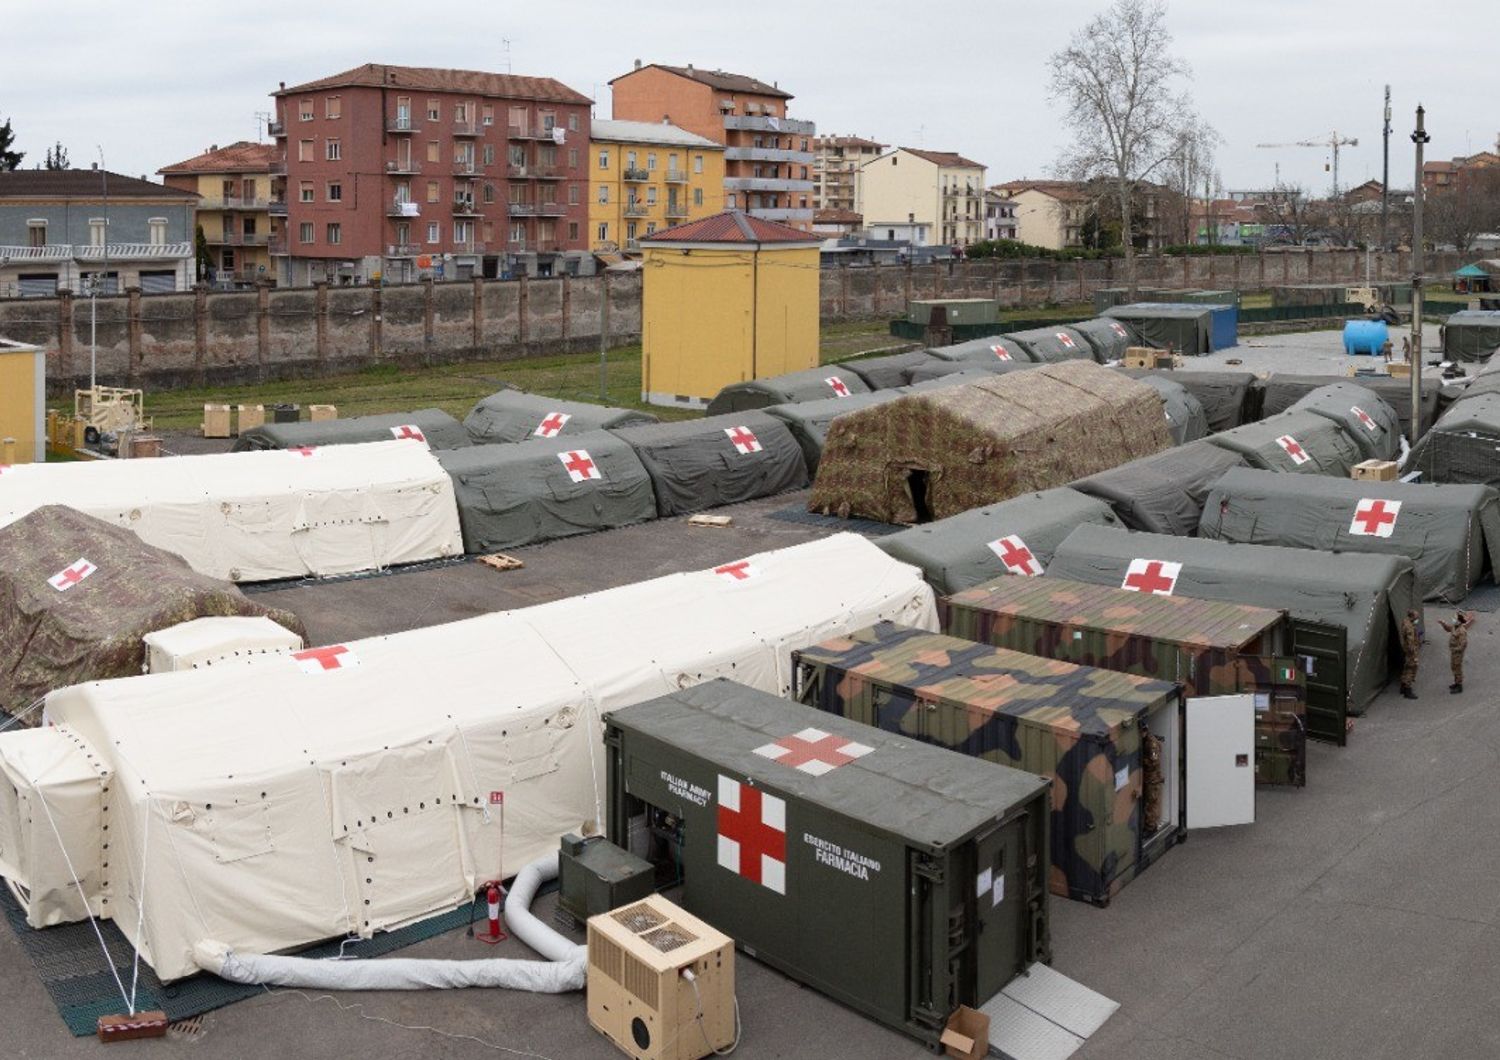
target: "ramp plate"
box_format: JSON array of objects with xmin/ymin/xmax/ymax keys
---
[{"xmin": 984, "ymin": 963, "xmax": 1119, "ymax": 1060}]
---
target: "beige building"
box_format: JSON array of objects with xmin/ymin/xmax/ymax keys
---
[
  {"xmin": 996, "ymin": 181, "xmax": 1091, "ymax": 249},
  {"xmin": 812, "ymin": 134, "xmax": 885, "ymax": 214},
  {"xmin": 858, "ymin": 148, "xmax": 986, "ymax": 248},
  {"xmin": 160, "ymin": 141, "xmax": 275, "ymax": 285}
]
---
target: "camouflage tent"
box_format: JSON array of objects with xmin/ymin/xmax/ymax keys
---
[
  {"xmin": 1257, "ymin": 374, "xmax": 1439, "ymax": 440},
  {"xmin": 1070, "ymin": 440, "xmax": 1247, "ymax": 536},
  {"xmin": 1200, "ymin": 467, "xmax": 1500, "ymax": 603},
  {"xmin": 0, "ymin": 506, "xmax": 305, "ymax": 723},
  {"xmin": 764, "ymin": 391, "xmax": 905, "ymax": 475},
  {"xmin": 436, "ymin": 431, "xmax": 657, "ymax": 554},
  {"xmin": 611, "ymin": 411, "xmax": 809, "ymax": 516},
  {"xmin": 809, "ymin": 361, "xmax": 1173, "ymax": 523},
  {"xmin": 1203, "ymin": 409, "xmax": 1363, "ymax": 476},
  {"xmin": 1004, "ymin": 325, "xmax": 1096, "ymax": 363},
  {"xmin": 705, "ymin": 365, "xmax": 873, "ymax": 415},
  {"xmin": 838, "ymin": 350, "xmax": 945, "ymax": 390},
  {"xmin": 791, "ymin": 622, "xmax": 1184, "ymax": 904},
  {"xmin": 1285, "ymin": 383, "xmax": 1402, "ymax": 461},
  {"xmin": 1104, "ymin": 304, "xmax": 1213, "ymax": 354},
  {"xmin": 1442, "ymin": 311, "xmax": 1500, "ymax": 362},
  {"xmin": 232, "ymin": 408, "xmax": 472, "ymax": 453},
  {"xmin": 1127, "ymin": 374, "xmax": 1210, "ymax": 444},
  {"xmin": 1119, "ymin": 369, "xmax": 1258, "ymax": 431},
  {"xmin": 1049, "ymin": 523, "xmax": 1418, "ymax": 712},
  {"xmin": 874, "ymin": 486, "xmax": 1122, "ymax": 595},
  {"xmin": 463, "ymin": 389, "xmax": 658, "ymax": 445},
  {"xmin": 1069, "ymin": 317, "xmax": 1140, "ymax": 362},
  {"xmin": 906, "ymin": 361, "xmax": 1036, "ymax": 385},
  {"xmin": 1408, "ymin": 391, "xmax": 1500, "ymax": 487},
  {"xmin": 926, "ymin": 335, "xmax": 1034, "ymax": 366}
]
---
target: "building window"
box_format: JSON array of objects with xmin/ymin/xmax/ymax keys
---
[
  {"xmin": 325, "ymin": 96, "xmax": 341, "ymax": 119},
  {"xmin": 88, "ymin": 218, "xmax": 106, "ymax": 246},
  {"xmin": 568, "ymin": 147, "xmax": 578, "ymax": 168},
  {"xmin": 511, "ymin": 222, "xmax": 526, "ymax": 244},
  {"xmin": 693, "ymin": 187, "xmax": 703, "ymax": 206},
  {"xmin": 427, "ymin": 221, "xmax": 440, "ymax": 244},
  {"xmin": 327, "ymin": 181, "xmax": 342, "ymax": 201},
  {"xmin": 727, "ymin": 193, "xmax": 737, "ymax": 209},
  {"xmin": 645, "ymin": 222, "xmax": 657, "ymax": 235},
  {"xmin": 483, "ymin": 222, "xmax": 494, "ymax": 242},
  {"xmin": 325, "ymin": 138, "xmax": 341, "ymax": 160},
  {"xmin": 800, "ymin": 165, "xmax": 808, "ymax": 179},
  {"xmin": 694, "ymin": 154, "xmax": 704, "ymax": 174},
  {"xmin": 27, "ymin": 220, "xmax": 46, "ymax": 247},
  {"xmin": 145, "ymin": 217, "xmax": 166, "ymax": 245},
  {"xmin": 483, "ymin": 144, "xmax": 495, "ymax": 165},
  {"xmin": 540, "ymin": 144, "xmax": 557, "ymax": 167},
  {"xmin": 598, "ymin": 149, "xmax": 609, "ymax": 170},
  {"xmin": 454, "ymin": 220, "xmax": 472, "ymax": 244},
  {"xmin": 568, "ymin": 184, "xmax": 580, "ymax": 205},
  {"xmin": 598, "ymin": 185, "xmax": 609, "ymax": 204},
  {"xmin": 626, "ymin": 150, "xmax": 637, "ymax": 169},
  {"xmin": 483, "ymin": 182, "xmax": 496, "ymax": 204},
  {"xmin": 568, "ymin": 114, "xmax": 579, "ymax": 132},
  {"xmin": 326, "ymin": 223, "xmax": 341, "ymax": 245},
  {"xmin": 647, "ymin": 152, "xmax": 657, "ymax": 171},
  {"xmin": 299, "ymin": 99, "xmax": 313, "ymax": 121},
  {"xmin": 454, "ymin": 102, "xmax": 469, "ymax": 123},
  {"xmin": 626, "ymin": 221, "xmax": 637, "ymax": 241},
  {"xmin": 427, "ymin": 140, "xmax": 441, "ymax": 163},
  {"xmin": 395, "ymin": 182, "xmax": 412, "ymax": 203},
  {"xmin": 299, "ymin": 222, "xmax": 314, "ymax": 243},
  {"xmin": 427, "ymin": 99, "xmax": 440, "ymax": 121},
  {"xmin": 596, "ymin": 222, "xmax": 608, "ymax": 242},
  {"xmin": 298, "ymin": 139, "xmax": 314, "ymax": 162},
  {"xmin": 801, "ymin": 138, "xmax": 809, "ymax": 151},
  {"xmin": 646, "ymin": 187, "xmax": 657, "ymax": 205},
  {"xmin": 568, "ymin": 221, "xmax": 579, "ymax": 240},
  {"xmin": 540, "ymin": 111, "xmax": 556, "ymax": 131},
  {"xmin": 427, "ymin": 180, "xmax": 440, "ymax": 203},
  {"xmin": 482, "ymin": 104, "xmax": 494, "ymax": 126},
  {"xmin": 396, "ymin": 221, "xmax": 410, "ymax": 245}
]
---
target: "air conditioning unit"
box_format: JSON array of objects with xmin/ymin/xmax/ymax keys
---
[{"xmin": 587, "ymin": 895, "xmax": 735, "ymax": 1060}]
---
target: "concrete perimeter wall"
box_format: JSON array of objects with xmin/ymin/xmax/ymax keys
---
[{"xmin": 0, "ymin": 248, "xmax": 1476, "ymax": 393}]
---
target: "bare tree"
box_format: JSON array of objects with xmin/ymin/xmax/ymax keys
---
[
  {"xmin": 1163, "ymin": 116, "xmax": 1222, "ymax": 244},
  {"xmin": 1256, "ymin": 184, "xmax": 1320, "ymax": 246},
  {"xmin": 1049, "ymin": 0, "xmax": 1196, "ymax": 292},
  {"xmin": 1426, "ymin": 170, "xmax": 1500, "ymax": 252}
]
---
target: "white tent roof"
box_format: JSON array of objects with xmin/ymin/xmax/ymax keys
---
[
  {"xmin": 22, "ymin": 533, "xmax": 936, "ymax": 981},
  {"xmin": 0, "ymin": 440, "xmax": 463, "ymax": 582}
]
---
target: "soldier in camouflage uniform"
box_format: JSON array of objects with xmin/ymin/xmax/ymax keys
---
[
  {"xmin": 1399, "ymin": 610, "xmax": 1421, "ymax": 700},
  {"xmin": 1438, "ymin": 612, "xmax": 1473, "ymax": 694}
]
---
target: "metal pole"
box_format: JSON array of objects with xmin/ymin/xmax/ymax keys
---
[
  {"xmin": 1409, "ymin": 105, "xmax": 1430, "ymax": 449},
  {"xmin": 598, "ymin": 271, "xmax": 609, "ymax": 403},
  {"xmin": 1380, "ymin": 85, "xmax": 1391, "ymax": 253}
]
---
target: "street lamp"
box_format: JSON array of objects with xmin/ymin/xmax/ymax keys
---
[{"xmin": 1409, "ymin": 106, "xmax": 1430, "ymax": 449}]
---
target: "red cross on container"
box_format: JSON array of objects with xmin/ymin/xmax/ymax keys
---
[
  {"xmin": 390, "ymin": 424, "xmax": 426, "ymax": 442},
  {"xmin": 1350, "ymin": 498, "xmax": 1401, "ymax": 537},
  {"xmin": 753, "ymin": 727, "xmax": 874, "ymax": 776},
  {"xmin": 558, "ymin": 449, "xmax": 600, "ymax": 482},
  {"xmin": 717, "ymin": 776, "xmax": 786, "ymax": 893},
  {"xmin": 534, "ymin": 412, "xmax": 570, "ymax": 437},
  {"xmin": 1276, "ymin": 434, "xmax": 1309, "ymax": 465},
  {"xmin": 292, "ymin": 644, "xmax": 355, "ymax": 673},
  {"xmin": 724, "ymin": 426, "xmax": 762, "ymax": 454},
  {"xmin": 1122, "ymin": 559, "xmax": 1181, "ymax": 596},
  {"xmin": 988, "ymin": 534, "xmax": 1041, "ymax": 576}
]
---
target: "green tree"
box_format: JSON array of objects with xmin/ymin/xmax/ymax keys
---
[
  {"xmin": 43, "ymin": 141, "xmax": 70, "ymax": 169},
  {"xmin": 194, "ymin": 225, "xmax": 212, "ymax": 282},
  {"xmin": 0, "ymin": 118, "xmax": 23, "ymax": 171}
]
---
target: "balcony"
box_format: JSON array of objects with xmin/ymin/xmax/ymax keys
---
[
  {"xmin": 724, "ymin": 147, "xmax": 815, "ymax": 164},
  {"xmin": 386, "ymin": 243, "xmax": 420, "ymax": 257},
  {"xmin": 664, "ymin": 169, "xmax": 688, "ymax": 184},
  {"xmin": 538, "ymin": 202, "xmax": 567, "ymax": 217},
  {"xmin": 508, "ymin": 125, "xmax": 551, "ymax": 140},
  {"xmin": 452, "ymin": 160, "xmax": 478, "ymax": 176},
  {"xmin": 0, "ymin": 245, "xmax": 72, "ymax": 262},
  {"xmin": 747, "ymin": 207, "xmax": 814, "ymax": 223},
  {"xmin": 74, "ymin": 241, "xmax": 193, "ymax": 261},
  {"xmin": 508, "ymin": 165, "xmax": 560, "ymax": 180},
  {"xmin": 451, "ymin": 121, "xmax": 481, "ymax": 137},
  {"xmin": 268, "ymin": 198, "xmax": 288, "ymax": 216},
  {"xmin": 199, "ymin": 195, "xmax": 267, "ymax": 210},
  {"xmin": 269, "ymin": 160, "xmax": 287, "ymax": 176},
  {"xmin": 269, "ymin": 120, "xmax": 285, "ymax": 137},
  {"xmin": 665, "ymin": 201, "xmax": 689, "ymax": 218},
  {"xmin": 508, "ymin": 202, "xmax": 539, "ymax": 216},
  {"xmin": 723, "ymin": 176, "xmax": 815, "ymax": 194},
  {"xmin": 386, "ymin": 159, "xmax": 421, "ymax": 175},
  {"xmin": 209, "ymin": 232, "xmax": 270, "ymax": 246},
  {"xmin": 624, "ymin": 202, "xmax": 649, "ymax": 217},
  {"xmin": 269, "ymin": 238, "xmax": 288, "ymax": 255},
  {"xmin": 455, "ymin": 242, "xmax": 486, "ymax": 255},
  {"xmin": 388, "ymin": 199, "xmax": 421, "ymax": 217},
  {"xmin": 452, "ymin": 198, "xmax": 482, "ymax": 216},
  {"xmin": 722, "ymin": 115, "xmax": 815, "ymax": 135},
  {"xmin": 623, "ymin": 167, "xmax": 650, "ymax": 182},
  {"xmin": 624, "ymin": 239, "xmax": 641, "ymax": 251},
  {"xmin": 386, "ymin": 116, "xmax": 418, "ymax": 133}
]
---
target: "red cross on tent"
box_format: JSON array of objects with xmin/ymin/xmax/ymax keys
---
[
  {"xmin": 753, "ymin": 727, "xmax": 874, "ymax": 777},
  {"xmin": 717, "ymin": 775, "xmax": 786, "ymax": 894},
  {"xmin": 988, "ymin": 534, "xmax": 1043, "ymax": 576},
  {"xmin": 725, "ymin": 426, "xmax": 762, "ymax": 454},
  {"xmin": 1275, "ymin": 434, "xmax": 1310, "ymax": 465},
  {"xmin": 1351, "ymin": 406, "xmax": 1378, "ymax": 433},
  {"xmin": 1109, "ymin": 322, "xmax": 1128, "ymax": 337},
  {"xmin": 558, "ymin": 449, "xmax": 601, "ymax": 482},
  {"xmin": 825, "ymin": 376, "xmax": 851, "ymax": 397},
  {"xmin": 389, "ymin": 424, "xmax": 426, "ymax": 443},
  {"xmin": 713, "ymin": 560, "xmax": 758, "ymax": 582},
  {"xmin": 292, "ymin": 644, "xmax": 358, "ymax": 673},
  {"xmin": 1350, "ymin": 497, "xmax": 1401, "ymax": 537},
  {"xmin": 1122, "ymin": 558, "xmax": 1182, "ymax": 596},
  {"xmin": 0, "ymin": 465, "xmax": 10, "ymax": 475},
  {"xmin": 1056, "ymin": 331, "xmax": 1076, "ymax": 348},
  {"xmin": 290, "ymin": 446, "xmax": 317, "ymax": 457},
  {"xmin": 989, "ymin": 345, "xmax": 1013, "ymax": 361},
  {"xmin": 534, "ymin": 412, "xmax": 571, "ymax": 438},
  {"xmin": 48, "ymin": 558, "xmax": 97, "ymax": 592}
]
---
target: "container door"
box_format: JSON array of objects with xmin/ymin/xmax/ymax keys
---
[
  {"xmin": 973, "ymin": 821, "xmax": 1023, "ymax": 1003},
  {"xmin": 1185, "ymin": 695, "xmax": 1256, "ymax": 829},
  {"xmin": 1290, "ymin": 618, "xmax": 1348, "ymax": 746}
]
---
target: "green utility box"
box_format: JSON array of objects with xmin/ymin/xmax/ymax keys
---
[
  {"xmin": 906, "ymin": 298, "xmax": 1001, "ymax": 327},
  {"xmin": 942, "ymin": 576, "xmax": 1308, "ymax": 787},
  {"xmin": 604, "ymin": 679, "xmax": 1050, "ymax": 1050},
  {"xmin": 792, "ymin": 622, "xmax": 1185, "ymax": 906},
  {"xmin": 556, "ymin": 834, "xmax": 655, "ymax": 925}
]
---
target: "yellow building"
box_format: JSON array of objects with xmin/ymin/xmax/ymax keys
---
[
  {"xmin": 639, "ymin": 210, "xmax": 821, "ymax": 407},
  {"xmin": 159, "ymin": 141, "xmax": 277, "ymax": 286},
  {"xmin": 589, "ymin": 120, "xmax": 725, "ymax": 254},
  {"xmin": 0, "ymin": 337, "xmax": 45, "ymax": 463}
]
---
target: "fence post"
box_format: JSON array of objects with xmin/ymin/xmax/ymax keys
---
[
  {"xmin": 517, "ymin": 274, "xmax": 530, "ymax": 352},
  {"xmin": 193, "ymin": 282, "xmax": 209, "ymax": 386},
  {"xmin": 932, "ymin": 259, "xmax": 941, "ymax": 298},
  {"xmin": 560, "ymin": 273, "xmax": 571, "ymax": 350},
  {"xmin": 256, "ymin": 282, "xmax": 270, "ymax": 383},
  {"xmin": 313, "ymin": 280, "xmax": 329, "ymax": 374},
  {"xmin": 371, "ymin": 283, "xmax": 383, "ymax": 363},
  {"xmin": 903, "ymin": 260, "xmax": 913, "ymax": 310},
  {"xmin": 1047, "ymin": 262, "xmax": 1057, "ymax": 303},
  {"xmin": 840, "ymin": 262, "xmax": 851, "ymax": 319},
  {"xmin": 126, "ymin": 286, "xmax": 142, "ymax": 386},
  {"xmin": 1181, "ymin": 255, "xmax": 1190, "ymax": 286},
  {"xmin": 1076, "ymin": 259, "xmax": 1086, "ymax": 303},
  {"xmin": 473, "ymin": 276, "xmax": 486, "ymax": 357},
  {"xmin": 422, "ymin": 277, "xmax": 435, "ymax": 367},
  {"xmin": 57, "ymin": 288, "xmax": 73, "ymax": 386}
]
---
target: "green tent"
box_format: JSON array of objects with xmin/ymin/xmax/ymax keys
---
[
  {"xmin": 232, "ymin": 408, "xmax": 471, "ymax": 452},
  {"xmin": 1286, "ymin": 383, "xmax": 1402, "ymax": 461},
  {"xmin": 765, "ymin": 391, "xmax": 906, "ymax": 474},
  {"xmin": 1119, "ymin": 369, "xmax": 1259, "ymax": 431},
  {"xmin": 1069, "ymin": 440, "xmax": 1247, "ymax": 536},
  {"xmin": 706, "ymin": 365, "xmax": 874, "ymax": 415},
  {"xmin": 1004, "ymin": 325, "xmax": 1096, "ymax": 363},
  {"xmin": 1104, "ymin": 304, "xmax": 1213, "ymax": 354},
  {"xmin": 1408, "ymin": 389, "xmax": 1500, "ymax": 487},
  {"xmin": 1069, "ymin": 317, "xmax": 1140, "ymax": 362},
  {"xmin": 1258, "ymin": 373, "xmax": 1439, "ymax": 439},
  {"xmin": 1204, "ymin": 409, "xmax": 1363, "ymax": 476},
  {"xmin": 838, "ymin": 350, "xmax": 945, "ymax": 390},
  {"xmin": 1441, "ymin": 311, "xmax": 1500, "ymax": 362},
  {"xmin": 1127, "ymin": 374, "xmax": 1209, "ymax": 444},
  {"xmin": 927, "ymin": 335, "xmax": 1035, "ymax": 365},
  {"xmin": 464, "ymin": 390, "xmax": 658, "ymax": 445}
]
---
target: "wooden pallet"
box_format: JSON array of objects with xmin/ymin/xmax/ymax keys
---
[
  {"xmin": 477, "ymin": 553, "xmax": 525, "ymax": 572},
  {"xmin": 687, "ymin": 514, "xmax": 733, "ymax": 528}
]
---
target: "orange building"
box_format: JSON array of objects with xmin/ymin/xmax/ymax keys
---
[{"xmin": 609, "ymin": 63, "xmax": 816, "ymax": 231}]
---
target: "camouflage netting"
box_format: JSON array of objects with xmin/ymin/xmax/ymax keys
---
[
  {"xmin": 705, "ymin": 365, "xmax": 873, "ymax": 416},
  {"xmin": 839, "ymin": 350, "xmax": 946, "ymax": 390},
  {"xmin": 1285, "ymin": 383, "xmax": 1402, "ymax": 461},
  {"xmin": 463, "ymin": 389, "xmax": 658, "ymax": 445},
  {"xmin": 809, "ymin": 361, "xmax": 1173, "ymax": 524},
  {"xmin": 875, "ymin": 487, "xmax": 1122, "ymax": 595},
  {"xmin": 1126, "ymin": 374, "xmax": 1209, "ymax": 444},
  {"xmin": 1203, "ymin": 409, "xmax": 1363, "ymax": 476},
  {"xmin": 232, "ymin": 408, "xmax": 471, "ymax": 453},
  {"xmin": 0, "ymin": 506, "xmax": 305, "ymax": 724},
  {"xmin": 1070, "ymin": 440, "xmax": 1247, "ymax": 536},
  {"xmin": 1257, "ymin": 374, "xmax": 1439, "ymax": 440},
  {"xmin": 1201, "ymin": 467, "xmax": 1500, "ymax": 603},
  {"xmin": 1118, "ymin": 369, "xmax": 1259, "ymax": 431},
  {"xmin": 1069, "ymin": 317, "xmax": 1140, "ymax": 362},
  {"xmin": 1004, "ymin": 326, "xmax": 1096, "ymax": 363},
  {"xmin": 927, "ymin": 335, "xmax": 1034, "ymax": 366},
  {"xmin": 1441, "ymin": 311, "xmax": 1500, "ymax": 362}
]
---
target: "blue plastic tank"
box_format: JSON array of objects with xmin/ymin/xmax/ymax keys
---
[{"xmin": 1343, "ymin": 318, "xmax": 1389, "ymax": 355}]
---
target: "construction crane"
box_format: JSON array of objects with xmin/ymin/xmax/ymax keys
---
[{"xmin": 1255, "ymin": 132, "xmax": 1360, "ymax": 197}]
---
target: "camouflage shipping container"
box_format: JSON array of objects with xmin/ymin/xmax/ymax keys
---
[
  {"xmin": 791, "ymin": 622, "xmax": 1185, "ymax": 905},
  {"xmin": 604, "ymin": 679, "xmax": 1051, "ymax": 1050},
  {"xmin": 942, "ymin": 576, "xmax": 1307, "ymax": 787}
]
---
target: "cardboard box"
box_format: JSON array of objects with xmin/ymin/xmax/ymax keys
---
[
  {"xmin": 1122, "ymin": 347, "xmax": 1180, "ymax": 370},
  {"xmin": 201, "ymin": 404, "xmax": 232, "ymax": 438},
  {"xmin": 941, "ymin": 1006, "xmax": 991, "ymax": 1060},
  {"xmin": 309, "ymin": 404, "xmax": 337, "ymax": 422},
  {"xmin": 237, "ymin": 404, "xmax": 265, "ymax": 433},
  {"xmin": 1387, "ymin": 362, "xmax": 1411, "ymax": 378},
  {"xmin": 1352, "ymin": 459, "xmax": 1398, "ymax": 482}
]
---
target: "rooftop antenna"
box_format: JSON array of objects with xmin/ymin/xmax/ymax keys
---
[
  {"xmin": 254, "ymin": 110, "xmax": 272, "ymax": 142},
  {"xmin": 501, "ymin": 39, "xmax": 512, "ymax": 74}
]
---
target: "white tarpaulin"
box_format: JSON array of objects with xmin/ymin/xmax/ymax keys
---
[
  {"xmin": 0, "ymin": 440, "xmax": 463, "ymax": 583},
  {"xmin": 16, "ymin": 534, "xmax": 936, "ymax": 981}
]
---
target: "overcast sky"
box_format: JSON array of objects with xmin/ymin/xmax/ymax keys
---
[{"xmin": 5, "ymin": 0, "xmax": 1496, "ymax": 196}]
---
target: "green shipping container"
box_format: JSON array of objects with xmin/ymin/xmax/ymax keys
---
[
  {"xmin": 906, "ymin": 298, "xmax": 1001, "ymax": 327},
  {"xmin": 941, "ymin": 576, "xmax": 1308, "ymax": 788},
  {"xmin": 791, "ymin": 622, "xmax": 1185, "ymax": 905},
  {"xmin": 604, "ymin": 679, "xmax": 1051, "ymax": 1050}
]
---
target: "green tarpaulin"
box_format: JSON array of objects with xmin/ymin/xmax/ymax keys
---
[
  {"xmin": 706, "ymin": 365, "xmax": 874, "ymax": 415},
  {"xmin": 765, "ymin": 391, "xmax": 906, "ymax": 474},
  {"xmin": 1258, "ymin": 374, "xmax": 1439, "ymax": 440},
  {"xmin": 463, "ymin": 390, "xmax": 657, "ymax": 445},
  {"xmin": 1127, "ymin": 374, "xmax": 1209, "ymax": 444},
  {"xmin": 1004, "ymin": 325, "xmax": 1096, "ymax": 363},
  {"xmin": 1285, "ymin": 383, "xmax": 1402, "ymax": 461},
  {"xmin": 1441, "ymin": 311, "xmax": 1500, "ymax": 362},
  {"xmin": 838, "ymin": 351, "xmax": 944, "ymax": 390},
  {"xmin": 1204, "ymin": 409, "xmax": 1363, "ymax": 476},
  {"xmin": 232, "ymin": 408, "xmax": 471, "ymax": 452},
  {"xmin": 1069, "ymin": 440, "xmax": 1247, "ymax": 536},
  {"xmin": 1069, "ymin": 317, "xmax": 1140, "ymax": 362},
  {"xmin": 1104, "ymin": 304, "xmax": 1213, "ymax": 355},
  {"xmin": 927, "ymin": 335, "xmax": 1034, "ymax": 365}
]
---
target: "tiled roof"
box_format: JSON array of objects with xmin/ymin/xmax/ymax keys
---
[
  {"xmin": 159, "ymin": 141, "xmax": 277, "ymax": 175},
  {"xmin": 816, "ymin": 135, "xmax": 885, "ymax": 150},
  {"xmin": 589, "ymin": 119, "xmax": 722, "ymax": 148},
  {"xmin": 901, "ymin": 147, "xmax": 985, "ymax": 170},
  {"xmin": 277, "ymin": 63, "xmax": 591, "ymax": 105},
  {"xmin": 814, "ymin": 208, "xmax": 863, "ymax": 225},
  {"xmin": 641, "ymin": 210, "xmax": 820, "ymax": 244},
  {"xmin": 0, "ymin": 170, "xmax": 198, "ymax": 200},
  {"xmin": 612, "ymin": 64, "xmax": 792, "ymax": 99}
]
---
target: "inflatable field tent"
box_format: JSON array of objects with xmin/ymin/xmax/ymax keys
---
[
  {"xmin": 1068, "ymin": 317, "xmax": 1139, "ymax": 362},
  {"xmin": 1409, "ymin": 390, "xmax": 1500, "ymax": 487},
  {"xmin": 1203, "ymin": 409, "xmax": 1363, "ymax": 476},
  {"xmin": 610, "ymin": 411, "xmax": 809, "ymax": 516},
  {"xmin": 1258, "ymin": 374, "xmax": 1438, "ymax": 439},
  {"xmin": 2, "ymin": 534, "xmax": 934, "ymax": 980},
  {"xmin": 0, "ymin": 506, "xmax": 305, "ymax": 721},
  {"xmin": 1104, "ymin": 304, "xmax": 1214, "ymax": 354},
  {"xmin": 436, "ymin": 431, "xmax": 657, "ymax": 554},
  {"xmin": 838, "ymin": 350, "xmax": 946, "ymax": 390},
  {"xmin": 1049, "ymin": 523, "xmax": 1417, "ymax": 714},
  {"xmin": 1127, "ymin": 374, "xmax": 1209, "ymax": 444},
  {"xmin": 1284, "ymin": 384, "xmax": 1402, "ymax": 461},
  {"xmin": 1003, "ymin": 325, "xmax": 1096, "ymax": 363},
  {"xmin": 463, "ymin": 390, "xmax": 658, "ymax": 445},
  {"xmin": 906, "ymin": 361, "xmax": 1037, "ymax": 385},
  {"xmin": 0, "ymin": 440, "xmax": 464, "ymax": 583},
  {"xmin": 810, "ymin": 361, "xmax": 1173, "ymax": 524},
  {"xmin": 875, "ymin": 487, "xmax": 1122, "ymax": 595},
  {"xmin": 1118, "ymin": 369, "xmax": 1259, "ymax": 431},
  {"xmin": 764, "ymin": 391, "xmax": 905, "ymax": 474},
  {"xmin": 926, "ymin": 335, "xmax": 1034, "ymax": 365},
  {"xmin": 1442, "ymin": 311, "xmax": 1500, "ymax": 362},
  {"xmin": 705, "ymin": 365, "xmax": 873, "ymax": 415},
  {"xmin": 1201, "ymin": 467, "xmax": 1500, "ymax": 603},
  {"xmin": 1069, "ymin": 439, "xmax": 1247, "ymax": 536},
  {"xmin": 232, "ymin": 409, "xmax": 471, "ymax": 453}
]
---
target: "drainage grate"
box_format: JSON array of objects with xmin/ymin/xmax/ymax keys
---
[{"xmin": 168, "ymin": 1014, "xmax": 207, "ymax": 1041}]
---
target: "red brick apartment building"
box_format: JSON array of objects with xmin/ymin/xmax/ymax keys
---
[{"xmin": 269, "ymin": 64, "xmax": 593, "ymax": 285}]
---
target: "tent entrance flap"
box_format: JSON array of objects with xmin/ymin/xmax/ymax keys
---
[
  {"xmin": 1292, "ymin": 620, "xmax": 1348, "ymax": 746},
  {"xmin": 904, "ymin": 466, "xmax": 935, "ymax": 524}
]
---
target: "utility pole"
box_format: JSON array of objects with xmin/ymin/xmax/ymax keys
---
[
  {"xmin": 1409, "ymin": 105, "xmax": 1429, "ymax": 449},
  {"xmin": 1380, "ymin": 85, "xmax": 1391, "ymax": 252}
]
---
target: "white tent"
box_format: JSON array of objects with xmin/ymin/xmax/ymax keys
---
[
  {"xmin": 0, "ymin": 440, "xmax": 463, "ymax": 583},
  {"xmin": 11, "ymin": 534, "xmax": 935, "ymax": 981}
]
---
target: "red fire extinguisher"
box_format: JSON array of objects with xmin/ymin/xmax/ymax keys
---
[{"xmin": 477, "ymin": 881, "xmax": 507, "ymax": 945}]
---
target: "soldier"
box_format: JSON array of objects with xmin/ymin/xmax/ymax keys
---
[
  {"xmin": 1399, "ymin": 609, "xmax": 1421, "ymax": 700},
  {"xmin": 1438, "ymin": 611, "xmax": 1474, "ymax": 694}
]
